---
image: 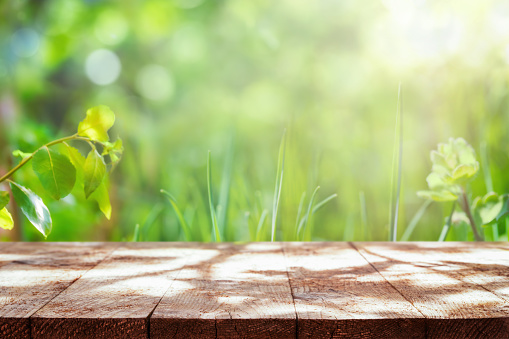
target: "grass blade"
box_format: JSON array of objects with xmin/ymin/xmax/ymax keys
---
[
  {"xmin": 312, "ymin": 193, "xmax": 338, "ymax": 214},
  {"xmin": 359, "ymin": 191, "xmax": 367, "ymax": 240},
  {"xmin": 480, "ymin": 141, "xmax": 493, "ymax": 192},
  {"xmin": 132, "ymin": 224, "xmax": 140, "ymax": 242},
  {"xmin": 294, "ymin": 192, "xmax": 306, "ymax": 240},
  {"xmin": 217, "ymin": 134, "xmax": 234, "ymax": 236},
  {"xmin": 298, "ymin": 186, "xmax": 320, "ymax": 240},
  {"xmin": 207, "ymin": 151, "xmax": 221, "ymax": 242},
  {"xmin": 389, "ymin": 83, "xmax": 403, "ymax": 242},
  {"xmin": 256, "ymin": 209, "xmax": 269, "ymax": 241},
  {"xmin": 480, "ymin": 141, "xmax": 498, "ymax": 239},
  {"xmin": 439, "ymin": 202, "xmax": 456, "ymax": 241},
  {"xmin": 271, "ymin": 130, "xmax": 286, "ymax": 242},
  {"xmin": 161, "ymin": 189, "xmax": 192, "ymax": 241},
  {"xmin": 400, "ymin": 199, "xmax": 432, "ymax": 241},
  {"xmin": 141, "ymin": 203, "xmax": 164, "ymax": 241}
]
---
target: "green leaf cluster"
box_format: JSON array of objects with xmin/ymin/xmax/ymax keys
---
[
  {"xmin": 472, "ymin": 192, "xmax": 509, "ymax": 226},
  {"xmin": 0, "ymin": 105, "xmax": 122, "ymax": 237},
  {"xmin": 418, "ymin": 138, "xmax": 479, "ymax": 202}
]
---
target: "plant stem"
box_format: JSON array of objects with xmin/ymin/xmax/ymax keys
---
[
  {"xmin": 460, "ymin": 188, "xmax": 483, "ymax": 241},
  {"xmin": 438, "ymin": 201, "xmax": 456, "ymax": 241},
  {"xmin": 0, "ymin": 134, "xmax": 90, "ymax": 184}
]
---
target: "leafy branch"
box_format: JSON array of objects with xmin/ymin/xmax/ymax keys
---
[{"xmin": 0, "ymin": 106, "xmax": 123, "ymax": 237}]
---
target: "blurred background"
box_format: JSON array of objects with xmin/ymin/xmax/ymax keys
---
[{"xmin": 1, "ymin": 0, "xmax": 509, "ymax": 242}]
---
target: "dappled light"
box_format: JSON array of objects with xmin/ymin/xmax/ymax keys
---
[{"xmin": 1, "ymin": 242, "xmax": 508, "ymax": 337}]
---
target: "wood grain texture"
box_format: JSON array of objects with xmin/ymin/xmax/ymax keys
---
[
  {"xmin": 0, "ymin": 242, "xmax": 116, "ymax": 339},
  {"xmin": 32, "ymin": 242, "xmax": 200, "ymax": 339},
  {"xmin": 1, "ymin": 241, "xmax": 508, "ymax": 338},
  {"xmin": 354, "ymin": 242, "xmax": 509, "ymax": 339},
  {"xmin": 150, "ymin": 243, "xmax": 296, "ymax": 339},
  {"xmin": 283, "ymin": 242, "xmax": 425, "ymax": 339},
  {"xmin": 410, "ymin": 242, "xmax": 509, "ymax": 304}
]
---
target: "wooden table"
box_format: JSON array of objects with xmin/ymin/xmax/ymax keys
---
[{"xmin": 0, "ymin": 242, "xmax": 508, "ymax": 338}]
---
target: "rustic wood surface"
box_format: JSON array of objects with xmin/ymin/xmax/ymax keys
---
[
  {"xmin": 0, "ymin": 243, "xmax": 117, "ymax": 339},
  {"xmin": 0, "ymin": 242, "xmax": 508, "ymax": 339}
]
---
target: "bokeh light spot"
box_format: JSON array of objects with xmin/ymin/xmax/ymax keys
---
[
  {"xmin": 136, "ymin": 64, "xmax": 175, "ymax": 101},
  {"xmin": 85, "ymin": 49, "xmax": 121, "ymax": 85},
  {"xmin": 11, "ymin": 28, "xmax": 40, "ymax": 58}
]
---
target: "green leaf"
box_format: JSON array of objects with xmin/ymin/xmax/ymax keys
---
[
  {"xmin": 83, "ymin": 149, "xmax": 106, "ymax": 198},
  {"xmin": 417, "ymin": 190, "xmax": 458, "ymax": 202},
  {"xmin": 0, "ymin": 191, "xmax": 9, "ymax": 210},
  {"xmin": 66, "ymin": 144, "xmax": 111, "ymax": 219},
  {"xmin": 478, "ymin": 200, "xmax": 503, "ymax": 225},
  {"xmin": 102, "ymin": 138, "xmax": 123, "ymax": 169},
  {"xmin": 482, "ymin": 192, "xmax": 499, "ymax": 204},
  {"xmin": 426, "ymin": 172, "xmax": 447, "ymax": 190},
  {"xmin": 10, "ymin": 181, "xmax": 52, "ymax": 237},
  {"xmin": 78, "ymin": 105, "xmax": 115, "ymax": 142},
  {"xmin": 12, "ymin": 150, "xmax": 32, "ymax": 159},
  {"xmin": 65, "ymin": 144, "xmax": 86, "ymax": 169},
  {"xmin": 451, "ymin": 164, "xmax": 477, "ymax": 181},
  {"xmin": 0, "ymin": 207, "xmax": 13, "ymax": 230},
  {"xmin": 32, "ymin": 146, "xmax": 76, "ymax": 200},
  {"xmin": 89, "ymin": 179, "xmax": 111, "ymax": 220},
  {"xmin": 474, "ymin": 193, "xmax": 509, "ymax": 226}
]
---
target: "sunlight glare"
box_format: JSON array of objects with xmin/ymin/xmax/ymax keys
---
[{"xmin": 85, "ymin": 49, "xmax": 121, "ymax": 85}]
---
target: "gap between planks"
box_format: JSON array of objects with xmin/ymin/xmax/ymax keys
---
[{"xmin": 1, "ymin": 242, "xmax": 509, "ymax": 339}]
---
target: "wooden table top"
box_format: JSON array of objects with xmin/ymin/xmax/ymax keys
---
[{"xmin": 0, "ymin": 242, "xmax": 508, "ymax": 338}]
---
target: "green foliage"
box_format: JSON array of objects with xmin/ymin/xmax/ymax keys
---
[
  {"xmin": 64, "ymin": 143, "xmax": 111, "ymax": 219},
  {"xmin": 0, "ymin": 208, "xmax": 14, "ymax": 231},
  {"xmin": 0, "ymin": 191, "xmax": 9, "ymax": 210},
  {"xmin": 296, "ymin": 188, "xmax": 338, "ymax": 241},
  {"xmin": 271, "ymin": 131, "xmax": 286, "ymax": 242},
  {"xmin": 417, "ymin": 138, "xmax": 509, "ymax": 241},
  {"xmin": 161, "ymin": 137, "xmax": 336, "ymax": 242},
  {"xmin": 12, "ymin": 150, "xmax": 32, "ymax": 159},
  {"xmin": 5, "ymin": 1, "xmax": 509, "ymax": 242},
  {"xmin": 453, "ymin": 192, "xmax": 509, "ymax": 229},
  {"xmin": 439, "ymin": 202, "xmax": 457, "ymax": 241},
  {"xmin": 32, "ymin": 146, "xmax": 76, "ymax": 200},
  {"xmin": 0, "ymin": 106, "xmax": 122, "ymax": 237},
  {"xmin": 0, "ymin": 192, "xmax": 13, "ymax": 230},
  {"xmin": 161, "ymin": 190, "xmax": 192, "ymax": 241},
  {"xmin": 418, "ymin": 138, "xmax": 479, "ymax": 202},
  {"xmin": 78, "ymin": 106, "xmax": 115, "ymax": 142},
  {"xmin": 83, "ymin": 149, "xmax": 107, "ymax": 198},
  {"xmin": 89, "ymin": 181, "xmax": 112, "ymax": 220},
  {"xmin": 102, "ymin": 138, "xmax": 123, "ymax": 170},
  {"xmin": 298, "ymin": 186, "xmax": 320, "ymax": 240},
  {"xmin": 207, "ymin": 151, "xmax": 221, "ymax": 242},
  {"xmin": 10, "ymin": 181, "xmax": 52, "ymax": 238}
]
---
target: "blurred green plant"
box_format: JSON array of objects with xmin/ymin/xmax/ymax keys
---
[
  {"xmin": 0, "ymin": 106, "xmax": 123, "ymax": 237},
  {"xmin": 449, "ymin": 192, "xmax": 509, "ymax": 241},
  {"xmin": 155, "ymin": 132, "xmax": 336, "ymax": 242},
  {"xmin": 418, "ymin": 138, "xmax": 484, "ymax": 241}
]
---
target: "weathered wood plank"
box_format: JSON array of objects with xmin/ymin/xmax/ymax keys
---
[
  {"xmin": 354, "ymin": 242, "xmax": 509, "ymax": 339},
  {"xmin": 388, "ymin": 242, "xmax": 509, "ymax": 304},
  {"xmin": 150, "ymin": 243, "xmax": 296, "ymax": 339},
  {"xmin": 31, "ymin": 242, "xmax": 199, "ymax": 339},
  {"xmin": 283, "ymin": 242, "xmax": 425, "ymax": 338},
  {"xmin": 0, "ymin": 242, "xmax": 117, "ymax": 339},
  {"xmin": 0, "ymin": 242, "xmax": 16, "ymax": 268}
]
